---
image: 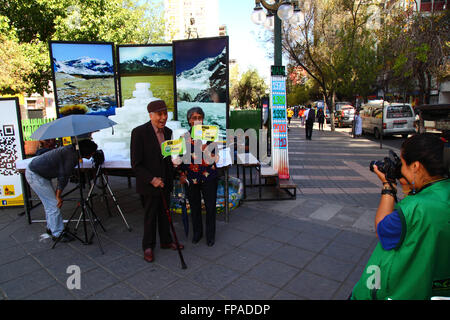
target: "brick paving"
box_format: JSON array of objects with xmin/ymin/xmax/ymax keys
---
[{"xmin": 0, "ymin": 118, "xmax": 400, "ymax": 300}]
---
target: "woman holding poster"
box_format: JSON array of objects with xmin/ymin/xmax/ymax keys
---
[{"xmin": 178, "ymin": 107, "xmax": 219, "ymax": 247}]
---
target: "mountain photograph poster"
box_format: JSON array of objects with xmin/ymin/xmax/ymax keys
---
[
  {"xmin": 173, "ymin": 37, "xmax": 229, "ymax": 138},
  {"xmin": 117, "ymin": 44, "xmax": 175, "ymax": 112},
  {"xmin": 49, "ymin": 41, "xmax": 118, "ymax": 117}
]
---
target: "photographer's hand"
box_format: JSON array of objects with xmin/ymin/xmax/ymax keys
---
[
  {"xmin": 55, "ymin": 189, "xmax": 63, "ymax": 209},
  {"xmin": 373, "ymin": 165, "xmax": 393, "ymax": 186}
]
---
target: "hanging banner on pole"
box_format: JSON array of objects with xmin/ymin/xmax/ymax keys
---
[
  {"xmin": 0, "ymin": 98, "xmax": 25, "ymax": 207},
  {"xmin": 270, "ymin": 66, "xmax": 290, "ymax": 179}
]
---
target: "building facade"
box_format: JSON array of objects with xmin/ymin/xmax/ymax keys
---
[{"xmin": 164, "ymin": 0, "xmax": 220, "ymax": 41}]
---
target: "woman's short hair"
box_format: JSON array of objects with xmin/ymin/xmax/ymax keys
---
[
  {"xmin": 186, "ymin": 107, "xmax": 205, "ymax": 122},
  {"xmin": 401, "ymin": 133, "xmax": 446, "ymax": 177}
]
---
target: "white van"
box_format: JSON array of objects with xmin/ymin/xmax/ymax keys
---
[{"xmin": 360, "ymin": 101, "xmax": 416, "ymax": 139}]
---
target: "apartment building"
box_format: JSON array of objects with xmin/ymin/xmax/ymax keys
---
[{"xmin": 164, "ymin": 0, "xmax": 220, "ymax": 41}]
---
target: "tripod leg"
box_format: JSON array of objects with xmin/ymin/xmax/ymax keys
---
[
  {"xmin": 83, "ymin": 204, "xmax": 104, "ymax": 254},
  {"xmin": 52, "ymin": 205, "xmax": 85, "ymax": 249},
  {"xmin": 75, "ymin": 175, "xmax": 97, "ymax": 232},
  {"xmin": 100, "ymin": 175, "xmax": 112, "ymax": 217},
  {"xmin": 102, "ymin": 174, "xmax": 132, "ymax": 231},
  {"xmin": 85, "ymin": 201, "xmax": 106, "ymax": 232}
]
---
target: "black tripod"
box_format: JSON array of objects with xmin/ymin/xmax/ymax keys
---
[
  {"xmin": 75, "ymin": 163, "xmax": 132, "ymax": 232},
  {"xmin": 52, "ymin": 159, "xmax": 105, "ymax": 254}
]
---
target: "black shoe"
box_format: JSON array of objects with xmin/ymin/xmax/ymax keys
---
[
  {"xmin": 207, "ymin": 240, "xmax": 215, "ymax": 247},
  {"xmin": 46, "ymin": 228, "xmax": 52, "ymax": 236},
  {"xmin": 52, "ymin": 232, "xmax": 74, "ymax": 243}
]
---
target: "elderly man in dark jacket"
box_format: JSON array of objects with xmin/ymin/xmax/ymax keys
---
[{"xmin": 130, "ymin": 99, "xmax": 184, "ymax": 263}]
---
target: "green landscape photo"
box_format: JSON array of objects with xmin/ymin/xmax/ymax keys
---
[
  {"xmin": 119, "ymin": 75, "xmax": 174, "ymax": 112},
  {"xmin": 118, "ymin": 45, "xmax": 174, "ymax": 111}
]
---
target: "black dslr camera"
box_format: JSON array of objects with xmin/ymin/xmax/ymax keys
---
[
  {"xmin": 369, "ymin": 150, "xmax": 402, "ymax": 183},
  {"xmin": 92, "ymin": 149, "xmax": 105, "ymax": 168}
]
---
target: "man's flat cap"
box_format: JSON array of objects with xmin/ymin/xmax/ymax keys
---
[{"xmin": 147, "ymin": 100, "xmax": 167, "ymax": 113}]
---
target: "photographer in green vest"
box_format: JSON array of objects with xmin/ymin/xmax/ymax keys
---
[{"xmin": 351, "ymin": 133, "xmax": 450, "ymax": 300}]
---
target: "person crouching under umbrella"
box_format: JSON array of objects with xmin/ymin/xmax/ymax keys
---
[{"xmin": 25, "ymin": 139, "xmax": 98, "ymax": 242}]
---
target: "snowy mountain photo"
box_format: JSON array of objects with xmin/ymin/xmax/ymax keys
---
[
  {"xmin": 50, "ymin": 42, "xmax": 117, "ymax": 117},
  {"xmin": 118, "ymin": 45, "xmax": 173, "ymax": 76},
  {"xmin": 174, "ymin": 37, "xmax": 228, "ymax": 135},
  {"xmin": 54, "ymin": 57, "xmax": 114, "ymax": 77},
  {"xmin": 176, "ymin": 47, "xmax": 227, "ymax": 103}
]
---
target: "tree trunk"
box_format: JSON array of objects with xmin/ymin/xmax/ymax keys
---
[
  {"xmin": 417, "ymin": 68, "xmax": 427, "ymax": 105},
  {"xmin": 327, "ymin": 93, "xmax": 335, "ymax": 132},
  {"xmin": 425, "ymin": 72, "xmax": 432, "ymax": 104}
]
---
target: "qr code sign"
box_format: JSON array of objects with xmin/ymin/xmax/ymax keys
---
[{"xmin": 0, "ymin": 133, "xmax": 18, "ymax": 176}]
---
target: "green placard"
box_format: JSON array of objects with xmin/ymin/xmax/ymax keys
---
[
  {"xmin": 191, "ymin": 125, "xmax": 219, "ymax": 142},
  {"xmin": 161, "ymin": 137, "xmax": 185, "ymax": 157}
]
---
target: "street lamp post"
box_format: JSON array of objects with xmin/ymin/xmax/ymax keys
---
[
  {"xmin": 251, "ymin": 1, "xmax": 301, "ymax": 180},
  {"xmin": 251, "ymin": 0, "xmax": 301, "ymax": 67}
]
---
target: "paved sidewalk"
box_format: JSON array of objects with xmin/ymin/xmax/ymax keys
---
[{"xmin": 0, "ymin": 119, "xmax": 393, "ymax": 300}]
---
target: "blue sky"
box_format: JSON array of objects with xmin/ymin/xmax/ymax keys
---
[{"xmin": 51, "ymin": 42, "xmax": 114, "ymax": 64}]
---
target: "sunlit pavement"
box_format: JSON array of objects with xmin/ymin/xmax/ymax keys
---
[{"xmin": 0, "ymin": 118, "xmax": 396, "ymax": 300}]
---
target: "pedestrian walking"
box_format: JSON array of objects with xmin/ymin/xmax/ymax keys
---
[
  {"xmin": 305, "ymin": 105, "xmax": 315, "ymax": 140},
  {"xmin": 354, "ymin": 110, "xmax": 362, "ymax": 137},
  {"xmin": 299, "ymin": 107, "xmax": 305, "ymax": 126},
  {"xmin": 317, "ymin": 108, "xmax": 325, "ymax": 131},
  {"xmin": 287, "ymin": 107, "xmax": 294, "ymax": 127}
]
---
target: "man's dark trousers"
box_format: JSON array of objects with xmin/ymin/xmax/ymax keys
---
[
  {"xmin": 130, "ymin": 121, "xmax": 175, "ymax": 252},
  {"xmin": 141, "ymin": 190, "xmax": 172, "ymax": 251},
  {"xmin": 305, "ymin": 121, "xmax": 313, "ymax": 139}
]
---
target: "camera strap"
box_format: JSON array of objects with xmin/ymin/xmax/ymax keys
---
[{"xmin": 410, "ymin": 178, "xmax": 448, "ymax": 195}]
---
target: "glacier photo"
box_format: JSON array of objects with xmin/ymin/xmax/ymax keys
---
[{"xmin": 177, "ymin": 101, "xmax": 226, "ymax": 138}]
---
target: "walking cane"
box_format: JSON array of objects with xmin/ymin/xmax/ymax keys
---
[{"xmin": 160, "ymin": 188, "xmax": 187, "ymax": 269}]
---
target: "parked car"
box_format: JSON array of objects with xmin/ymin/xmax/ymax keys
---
[
  {"xmin": 335, "ymin": 105, "xmax": 355, "ymax": 127},
  {"xmin": 325, "ymin": 108, "xmax": 331, "ymax": 123},
  {"xmin": 335, "ymin": 102, "xmax": 352, "ymax": 113},
  {"xmin": 360, "ymin": 101, "xmax": 416, "ymax": 139}
]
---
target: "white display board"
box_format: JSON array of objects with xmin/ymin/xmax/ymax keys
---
[{"xmin": 0, "ymin": 98, "xmax": 25, "ymax": 207}]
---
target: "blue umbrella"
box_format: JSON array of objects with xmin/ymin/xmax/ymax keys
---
[{"xmin": 30, "ymin": 114, "xmax": 116, "ymax": 140}]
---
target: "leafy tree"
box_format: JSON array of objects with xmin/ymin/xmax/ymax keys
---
[
  {"xmin": 282, "ymin": 0, "xmax": 377, "ymax": 130},
  {"xmin": 53, "ymin": 0, "xmax": 165, "ymax": 44},
  {"xmin": 287, "ymin": 83, "xmax": 311, "ymax": 106},
  {"xmin": 286, "ymin": 65, "xmax": 316, "ymax": 105},
  {"xmin": 0, "ymin": 0, "xmax": 165, "ymax": 95},
  {"xmin": 231, "ymin": 68, "xmax": 268, "ymax": 109},
  {"xmin": 383, "ymin": 4, "xmax": 449, "ymax": 104},
  {"xmin": 229, "ymin": 63, "xmax": 240, "ymax": 107},
  {"xmin": 0, "ymin": 15, "xmax": 49, "ymax": 94}
]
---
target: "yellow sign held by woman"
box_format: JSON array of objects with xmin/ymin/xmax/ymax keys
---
[{"xmin": 191, "ymin": 125, "xmax": 219, "ymax": 142}]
